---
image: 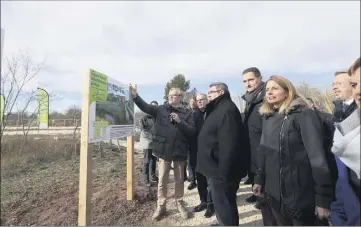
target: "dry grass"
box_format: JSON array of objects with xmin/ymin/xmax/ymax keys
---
[
  {"xmin": 0, "ymin": 135, "xmax": 156, "ymax": 226},
  {"xmin": 1, "ymin": 135, "xmax": 79, "ymax": 178}
]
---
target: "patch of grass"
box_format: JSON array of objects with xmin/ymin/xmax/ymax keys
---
[
  {"xmin": 1, "ymin": 135, "xmax": 79, "ymax": 178},
  {"xmin": 1, "ymin": 134, "xmax": 158, "ymax": 226}
]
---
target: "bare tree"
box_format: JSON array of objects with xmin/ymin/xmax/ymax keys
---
[
  {"xmin": 0, "ymin": 51, "xmax": 46, "ymax": 139},
  {"xmin": 231, "ymin": 92, "xmax": 246, "ymax": 113},
  {"xmin": 65, "ymin": 105, "xmax": 81, "ymax": 126},
  {"xmin": 296, "ymin": 82, "xmax": 335, "ymax": 113},
  {"xmin": 65, "ymin": 105, "xmax": 81, "ymax": 138}
]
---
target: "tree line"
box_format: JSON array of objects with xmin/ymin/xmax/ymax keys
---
[{"xmin": 1, "ymin": 50, "xmax": 335, "ymax": 134}]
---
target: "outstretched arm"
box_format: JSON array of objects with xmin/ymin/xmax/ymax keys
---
[
  {"xmin": 133, "ymin": 94, "xmax": 158, "ymax": 118},
  {"xmin": 129, "ymin": 83, "xmax": 158, "ymax": 118}
]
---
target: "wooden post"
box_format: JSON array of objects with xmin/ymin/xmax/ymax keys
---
[
  {"xmin": 126, "ymin": 135, "xmax": 134, "ymax": 200},
  {"xmin": 126, "ymin": 84, "xmax": 136, "ymax": 201},
  {"xmin": 78, "ymin": 70, "xmax": 92, "ymax": 226}
]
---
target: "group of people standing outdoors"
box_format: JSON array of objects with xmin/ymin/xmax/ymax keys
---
[{"xmin": 131, "ymin": 56, "xmax": 360, "ymax": 226}]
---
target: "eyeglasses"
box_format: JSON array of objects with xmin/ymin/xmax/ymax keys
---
[
  {"xmin": 208, "ymin": 90, "xmax": 221, "ymax": 94},
  {"xmin": 168, "ymin": 94, "xmax": 180, "ymax": 98}
]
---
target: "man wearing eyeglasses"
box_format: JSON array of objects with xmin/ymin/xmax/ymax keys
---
[
  {"xmin": 197, "ymin": 82, "xmax": 250, "ymax": 226},
  {"xmin": 129, "ymin": 85, "xmax": 196, "ymax": 221},
  {"xmin": 332, "ymin": 71, "xmax": 357, "ymax": 122},
  {"xmin": 190, "ymin": 93, "xmax": 215, "ymax": 218}
]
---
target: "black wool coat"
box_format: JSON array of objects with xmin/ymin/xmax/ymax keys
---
[
  {"xmin": 188, "ymin": 108, "xmax": 206, "ymax": 167},
  {"xmin": 196, "ymin": 94, "xmax": 250, "ymax": 181},
  {"xmin": 242, "ymin": 87, "xmax": 265, "ymax": 172}
]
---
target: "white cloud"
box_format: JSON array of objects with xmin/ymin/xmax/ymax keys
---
[{"xmin": 1, "ymin": 1, "xmax": 360, "ymax": 94}]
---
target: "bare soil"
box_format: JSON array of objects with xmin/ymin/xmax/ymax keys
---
[
  {"xmin": 1, "ymin": 135, "xmax": 157, "ymax": 226},
  {"xmin": 1, "ymin": 135, "xmax": 262, "ymax": 226}
]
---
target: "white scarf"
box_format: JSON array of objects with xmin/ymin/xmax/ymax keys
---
[{"xmin": 331, "ymin": 108, "xmax": 360, "ymax": 179}]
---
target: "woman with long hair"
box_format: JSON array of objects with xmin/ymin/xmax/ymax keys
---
[{"xmin": 252, "ymin": 75, "xmax": 334, "ymax": 225}]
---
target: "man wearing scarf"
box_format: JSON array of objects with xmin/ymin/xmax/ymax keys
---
[{"xmin": 241, "ymin": 67, "xmax": 276, "ymax": 225}]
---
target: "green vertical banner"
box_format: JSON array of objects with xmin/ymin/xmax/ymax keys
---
[
  {"xmin": 0, "ymin": 94, "xmax": 4, "ymax": 124},
  {"xmin": 37, "ymin": 88, "xmax": 49, "ymax": 129}
]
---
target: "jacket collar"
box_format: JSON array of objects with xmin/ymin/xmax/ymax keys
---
[
  {"xmin": 241, "ymin": 82, "xmax": 265, "ymax": 105},
  {"xmin": 164, "ymin": 103, "xmax": 187, "ymax": 113},
  {"xmin": 205, "ymin": 93, "xmax": 231, "ymax": 116},
  {"xmin": 262, "ymin": 97, "xmax": 308, "ymax": 118}
]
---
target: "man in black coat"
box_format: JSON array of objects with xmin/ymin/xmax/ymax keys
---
[
  {"xmin": 189, "ymin": 93, "xmax": 215, "ymax": 218},
  {"xmin": 241, "ymin": 67, "xmax": 277, "ymax": 226},
  {"xmin": 130, "ymin": 85, "xmax": 196, "ymax": 221},
  {"xmin": 197, "ymin": 82, "xmax": 250, "ymax": 226},
  {"xmin": 241, "ymin": 67, "xmax": 265, "ymax": 202}
]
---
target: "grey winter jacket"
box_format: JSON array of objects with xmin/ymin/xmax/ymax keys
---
[{"xmin": 139, "ymin": 115, "xmax": 156, "ymax": 149}]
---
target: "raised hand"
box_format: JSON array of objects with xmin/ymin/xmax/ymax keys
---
[{"xmin": 129, "ymin": 83, "xmax": 137, "ymax": 98}]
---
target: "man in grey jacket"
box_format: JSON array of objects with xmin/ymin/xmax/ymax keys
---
[
  {"xmin": 130, "ymin": 84, "xmax": 196, "ymax": 221},
  {"xmin": 139, "ymin": 101, "xmax": 159, "ymax": 185}
]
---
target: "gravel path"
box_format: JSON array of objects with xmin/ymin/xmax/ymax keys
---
[
  {"xmin": 123, "ymin": 140, "xmax": 263, "ymax": 226},
  {"xmin": 147, "ymin": 175, "xmax": 263, "ymax": 226}
]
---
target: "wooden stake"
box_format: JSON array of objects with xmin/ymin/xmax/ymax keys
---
[
  {"xmin": 78, "ymin": 70, "xmax": 92, "ymax": 226},
  {"xmin": 126, "ymin": 84, "xmax": 136, "ymax": 200},
  {"xmin": 126, "ymin": 135, "xmax": 134, "ymax": 200}
]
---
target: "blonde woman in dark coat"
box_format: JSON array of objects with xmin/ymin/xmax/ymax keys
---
[{"xmin": 253, "ymin": 76, "xmax": 334, "ymax": 225}]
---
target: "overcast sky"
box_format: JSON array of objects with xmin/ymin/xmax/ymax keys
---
[{"xmin": 1, "ymin": 1, "xmax": 360, "ymax": 112}]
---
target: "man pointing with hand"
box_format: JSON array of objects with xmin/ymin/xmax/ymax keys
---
[{"xmin": 129, "ymin": 84, "xmax": 196, "ymax": 221}]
